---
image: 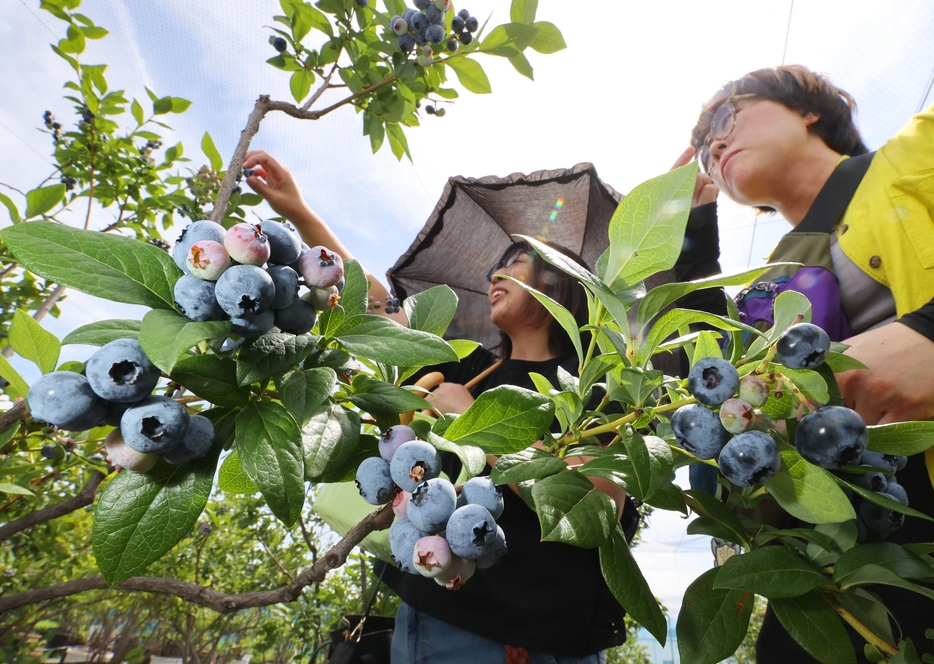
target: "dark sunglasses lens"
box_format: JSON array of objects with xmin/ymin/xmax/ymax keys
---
[{"xmin": 486, "ymin": 246, "xmax": 525, "ymax": 281}]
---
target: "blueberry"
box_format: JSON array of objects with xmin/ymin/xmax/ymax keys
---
[
  {"xmin": 457, "ymin": 476, "xmax": 504, "ymax": 520},
  {"xmin": 391, "ymin": 15, "xmax": 409, "ymax": 36},
  {"xmin": 718, "ymin": 398, "xmax": 755, "ymax": 435},
  {"xmin": 412, "ymin": 535, "xmax": 453, "ymax": 578},
  {"xmin": 104, "ymin": 429, "xmax": 157, "ymax": 473},
  {"xmin": 717, "ymin": 430, "xmax": 781, "ymax": 487},
  {"xmin": 426, "ymin": 24, "xmax": 445, "ymax": 44},
  {"xmin": 434, "ymin": 555, "xmax": 476, "ymax": 590},
  {"xmin": 40, "ymin": 445, "xmax": 57, "ymax": 460},
  {"xmin": 393, "ymin": 489, "xmax": 411, "ymax": 517},
  {"xmin": 271, "ymin": 36, "xmax": 288, "ymax": 52},
  {"xmin": 859, "ymin": 493, "xmax": 905, "ymax": 534},
  {"xmin": 425, "ymin": 104, "xmax": 436, "ymax": 115},
  {"xmin": 413, "ymin": 0, "xmax": 430, "ymax": 10},
  {"xmin": 414, "ymin": 28, "xmax": 429, "ymax": 47},
  {"xmin": 409, "ymin": 11, "xmax": 429, "ymax": 33},
  {"xmin": 670, "ymin": 404, "xmax": 731, "ymax": 460},
  {"xmin": 776, "ymin": 322, "xmax": 830, "ymax": 369},
  {"xmin": 355, "ymin": 457, "xmax": 395, "ymax": 505},
  {"xmin": 86, "ymin": 338, "xmax": 160, "ymax": 403},
  {"xmin": 389, "ymin": 440, "xmax": 441, "ymax": 493},
  {"xmin": 266, "ymin": 265, "xmax": 300, "ymax": 309},
  {"xmin": 175, "ymin": 274, "xmax": 226, "ymax": 322},
  {"xmin": 389, "ymin": 516, "xmax": 429, "ymax": 574},
  {"xmin": 687, "ymin": 357, "xmax": 739, "ymax": 406},
  {"xmin": 446, "ymin": 36, "xmax": 459, "ymax": 52},
  {"xmin": 120, "ymin": 396, "xmax": 191, "ymax": 454},
  {"xmin": 894, "ymin": 455, "xmax": 908, "ymax": 472},
  {"xmin": 299, "ymin": 246, "xmax": 345, "ymax": 289},
  {"xmin": 301, "ymin": 285, "xmax": 340, "ymax": 312},
  {"xmin": 215, "ymin": 265, "xmax": 276, "ymax": 317},
  {"xmin": 397, "ymin": 34, "xmax": 416, "ymax": 52},
  {"xmin": 474, "ymin": 524, "xmax": 507, "ymax": 569},
  {"xmin": 172, "ymin": 220, "xmax": 227, "ymax": 272},
  {"xmin": 28, "ymin": 372, "xmax": 108, "ymax": 431},
  {"xmin": 407, "ymin": 477, "xmax": 457, "ymax": 533},
  {"xmin": 451, "ymin": 15, "xmax": 465, "ymax": 32},
  {"xmin": 102, "ymin": 400, "xmax": 133, "ymax": 428},
  {"xmin": 794, "ymin": 406, "xmax": 867, "ymax": 469},
  {"xmin": 273, "ymin": 299, "xmax": 317, "ymax": 335},
  {"xmin": 355, "ymin": 0, "xmax": 368, "ymax": 6},
  {"xmin": 186, "ymin": 240, "xmax": 231, "ymax": 280},
  {"xmin": 257, "ymin": 220, "xmax": 302, "ymax": 266},
  {"xmin": 465, "ymin": 16, "xmax": 478, "ymax": 32},
  {"xmin": 445, "ymin": 504, "xmax": 496, "ymax": 559},
  {"xmin": 163, "ymin": 415, "xmax": 214, "ymax": 465},
  {"xmin": 224, "ymin": 223, "xmax": 271, "ymax": 266},
  {"xmin": 458, "ymin": 31, "xmax": 472, "ymax": 45},
  {"xmin": 883, "ymin": 479, "xmax": 908, "ymax": 506},
  {"xmin": 845, "ymin": 468, "xmax": 887, "ymax": 493},
  {"xmin": 403, "ymin": 8, "xmax": 417, "ymax": 21},
  {"xmin": 379, "ymin": 424, "xmax": 417, "ymax": 461},
  {"xmin": 289, "ymin": 243, "xmax": 310, "ymax": 273},
  {"xmin": 457, "ymin": 8, "xmax": 469, "ymax": 20},
  {"xmin": 859, "ymin": 450, "xmax": 899, "ymax": 475},
  {"xmin": 425, "ymin": 4, "xmax": 444, "ymax": 25},
  {"xmin": 434, "ymin": 108, "xmax": 446, "ymax": 117},
  {"xmin": 231, "ymin": 309, "xmax": 276, "ymax": 338},
  {"xmin": 738, "ymin": 374, "xmax": 769, "ymax": 407}
]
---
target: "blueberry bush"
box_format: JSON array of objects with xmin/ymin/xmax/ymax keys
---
[{"xmin": 3, "ymin": 1, "xmax": 934, "ymax": 663}]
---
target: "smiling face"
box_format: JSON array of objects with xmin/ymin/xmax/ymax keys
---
[{"xmin": 487, "ymin": 251, "xmax": 540, "ymax": 332}]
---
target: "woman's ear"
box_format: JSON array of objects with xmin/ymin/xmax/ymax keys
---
[{"xmin": 803, "ymin": 111, "xmax": 820, "ymax": 127}]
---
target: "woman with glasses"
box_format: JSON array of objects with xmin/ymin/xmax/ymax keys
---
[
  {"xmin": 242, "ymin": 150, "xmax": 640, "ymax": 663},
  {"xmin": 680, "ymin": 65, "xmax": 934, "ymax": 661}
]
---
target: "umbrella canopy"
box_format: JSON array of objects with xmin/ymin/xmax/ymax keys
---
[{"xmin": 387, "ymin": 163, "xmax": 624, "ymax": 347}]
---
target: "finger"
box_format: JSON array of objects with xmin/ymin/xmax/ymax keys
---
[
  {"xmin": 241, "ymin": 151, "xmax": 269, "ymax": 169},
  {"xmin": 671, "ymin": 146, "xmax": 695, "ymax": 170},
  {"xmin": 245, "ymin": 174, "xmax": 272, "ymax": 195},
  {"xmin": 696, "ymin": 182, "xmax": 719, "ymax": 206}
]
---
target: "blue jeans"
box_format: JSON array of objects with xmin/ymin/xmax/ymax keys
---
[{"xmin": 390, "ymin": 601, "xmax": 606, "ymax": 664}]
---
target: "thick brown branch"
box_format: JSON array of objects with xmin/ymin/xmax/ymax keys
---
[
  {"xmin": 0, "ymin": 503, "xmax": 394, "ymax": 615},
  {"xmin": 0, "ymin": 470, "xmax": 106, "ymax": 542}
]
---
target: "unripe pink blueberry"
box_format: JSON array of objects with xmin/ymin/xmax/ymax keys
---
[
  {"xmin": 393, "ymin": 490, "xmax": 411, "ymax": 517},
  {"xmin": 412, "ymin": 535, "xmax": 452, "ymax": 578},
  {"xmin": 738, "ymin": 375, "xmax": 769, "ymax": 407},
  {"xmin": 187, "ymin": 240, "xmax": 231, "ymax": 280},
  {"xmin": 391, "ymin": 16, "xmax": 408, "ymax": 35},
  {"xmin": 300, "ymin": 246, "xmax": 345, "ymax": 288},
  {"xmin": 379, "ymin": 424, "xmax": 418, "ymax": 461},
  {"xmin": 719, "ymin": 398, "xmax": 755, "ymax": 434},
  {"xmin": 104, "ymin": 429, "xmax": 158, "ymax": 473},
  {"xmin": 301, "ymin": 286, "xmax": 341, "ymax": 311},
  {"xmin": 224, "ymin": 223, "xmax": 271, "ymax": 266},
  {"xmin": 417, "ymin": 49, "xmax": 434, "ymax": 67},
  {"xmin": 434, "ymin": 555, "xmax": 475, "ymax": 590}
]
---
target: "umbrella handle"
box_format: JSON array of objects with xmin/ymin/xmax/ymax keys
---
[{"xmin": 400, "ymin": 372, "xmax": 446, "ymax": 424}]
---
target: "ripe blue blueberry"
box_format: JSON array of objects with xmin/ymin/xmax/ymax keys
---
[
  {"xmin": 271, "ymin": 36, "xmax": 287, "ymax": 52},
  {"xmin": 451, "ymin": 15, "xmax": 465, "ymax": 32},
  {"xmin": 882, "ymin": 479, "xmax": 908, "ymax": 506},
  {"xmin": 474, "ymin": 524, "xmax": 507, "ymax": 569},
  {"xmin": 409, "ymin": 11, "xmax": 429, "ymax": 32},
  {"xmin": 687, "ymin": 357, "xmax": 739, "ymax": 405},
  {"xmin": 859, "ymin": 493, "xmax": 905, "ymax": 534},
  {"xmin": 102, "ymin": 400, "xmax": 132, "ymax": 427},
  {"xmin": 258, "ymin": 220, "xmax": 302, "ymax": 266},
  {"xmin": 288, "ymin": 243, "xmax": 310, "ymax": 273},
  {"xmin": 389, "ymin": 440, "xmax": 441, "ymax": 493},
  {"xmin": 379, "ymin": 424, "xmax": 417, "ymax": 461},
  {"xmin": 273, "ymin": 299, "xmax": 317, "ymax": 335},
  {"xmin": 414, "ymin": 28, "xmax": 429, "ymax": 47},
  {"xmin": 28, "ymin": 372, "xmax": 107, "ymax": 431},
  {"xmin": 355, "ymin": 0, "xmax": 368, "ymax": 6},
  {"xmin": 86, "ymin": 338, "xmax": 160, "ymax": 403},
  {"xmin": 231, "ymin": 309, "xmax": 276, "ymax": 338},
  {"xmin": 445, "ymin": 504, "xmax": 496, "ymax": 559},
  {"xmin": 120, "ymin": 396, "xmax": 191, "ymax": 454},
  {"xmin": 794, "ymin": 406, "xmax": 867, "ymax": 469},
  {"xmin": 717, "ymin": 430, "xmax": 781, "ymax": 487},
  {"xmin": 465, "ymin": 16, "xmax": 478, "ymax": 32},
  {"xmin": 172, "ymin": 220, "xmax": 227, "ymax": 272},
  {"xmin": 397, "ymin": 34, "xmax": 416, "ymax": 52},
  {"xmin": 175, "ymin": 274, "xmax": 226, "ymax": 322},
  {"xmin": 355, "ymin": 457, "xmax": 395, "ymax": 505},
  {"xmin": 458, "ymin": 31, "xmax": 472, "ymax": 45},
  {"xmin": 457, "ymin": 8, "xmax": 469, "ymax": 20},
  {"xmin": 426, "ymin": 24, "xmax": 445, "ymax": 44},
  {"xmin": 407, "ymin": 477, "xmax": 457, "ymax": 533},
  {"xmin": 425, "ymin": 104, "xmax": 436, "ymax": 115},
  {"xmin": 41, "ymin": 445, "xmax": 57, "ymax": 460},
  {"xmin": 163, "ymin": 415, "xmax": 214, "ymax": 465},
  {"xmin": 446, "ymin": 37, "xmax": 459, "ymax": 52},
  {"xmin": 413, "ymin": 0, "xmax": 430, "ymax": 9},
  {"xmin": 845, "ymin": 469, "xmax": 887, "ymax": 493},
  {"xmin": 389, "ymin": 516, "xmax": 429, "ymax": 574},
  {"xmin": 425, "ymin": 4, "xmax": 444, "ymax": 25},
  {"xmin": 266, "ymin": 265, "xmax": 300, "ymax": 309},
  {"xmin": 670, "ymin": 404, "xmax": 731, "ymax": 459},
  {"xmin": 457, "ymin": 476, "xmax": 504, "ymax": 520},
  {"xmin": 775, "ymin": 322, "xmax": 830, "ymax": 369},
  {"xmin": 215, "ymin": 265, "xmax": 276, "ymax": 318},
  {"xmin": 859, "ymin": 450, "xmax": 899, "ymax": 475}
]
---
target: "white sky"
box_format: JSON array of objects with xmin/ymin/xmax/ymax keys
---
[{"xmin": 3, "ymin": 0, "xmax": 934, "ymax": 625}]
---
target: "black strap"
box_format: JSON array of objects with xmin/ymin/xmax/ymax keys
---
[{"xmin": 793, "ymin": 151, "xmax": 876, "ymax": 234}]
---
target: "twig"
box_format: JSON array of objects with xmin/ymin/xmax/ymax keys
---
[
  {"xmin": 260, "ymin": 538, "xmax": 294, "ymax": 581},
  {"xmin": 0, "ymin": 182, "xmax": 26, "ymax": 197},
  {"xmin": 0, "ymin": 503, "xmax": 395, "ymax": 615},
  {"xmin": 0, "ymin": 471, "xmax": 106, "ymax": 541},
  {"xmin": 297, "ymin": 513, "xmax": 318, "ymax": 562}
]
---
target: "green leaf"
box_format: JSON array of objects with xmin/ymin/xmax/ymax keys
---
[
  {"xmin": 640, "ymin": 308, "xmax": 761, "ymax": 364},
  {"xmin": 835, "ymin": 475, "xmax": 934, "ymax": 523},
  {"xmin": 153, "ymin": 96, "xmax": 173, "ymax": 115},
  {"xmin": 508, "ymin": 51, "xmax": 533, "ymax": 80},
  {"xmin": 218, "ymin": 450, "xmax": 258, "ymax": 494},
  {"xmin": 0, "ymin": 354, "xmax": 30, "ymax": 399},
  {"xmin": 138, "ymin": 310, "xmax": 230, "ymax": 375},
  {"xmin": 62, "ymin": 319, "xmax": 140, "ymax": 346},
  {"xmin": 444, "ymin": 385, "xmax": 555, "ymax": 455},
  {"xmin": 781, "ymin": 366, "xmax": 830, "ymax": 404},
  {"xmin": 491, "ymin": 447, "xmax": 567, "ymax": 484},
  {"xmin": 1, "ymin": 222, "xmax": 181, "ymax": 310},
  {"xmin": 746, "ymin": 290, "xmax": 813, "ymax": 358},
  {"xmin": 78, "ymin": 25, "xmax": 109, "ymax": 39},
  {"xmin": 0, "ymin": 482, "xmax": 34, "ymax": 496},
  {"xmin": 619, "ymin": 431, "xmax": 672, "ymax": 502},
  {"xmin": 236, "ymin": 400, "xmax": 304, "ymax": 526},
  {"xmin": 528, "ymin": 21, "xmax": 565, "ymax": 53},
  {"xmin": 806, "ymin": 521, "xmax": 858, "ymax": 566},
  {"xmin": 290, "ymin": 69, "xmax": 316, "ymax": 103},
  {"xmin": 235, "ymin": 331, "xmax": 318, "ymax": 386},
  {"xmin": 510, "ymin": 0, "xmax": 537, "ymax": 24},
  {"xmin": 446, "ymin": 57, "xmax": 492, "ymax": 94},
  {"xmin": 714, "ymin": 546, "xmax": 826, "ymax": 598},
  {"xmin": 275, "ymin": 368, "xmax": 336, "ymax": 425},
  {"xmin": 764, "ymin": 443, "xmax": 856, "ymax": 524},
  {"xmin": 9, "ymin": 310, "xmax": 60, "ymax": 374},
  {"xmin": 337, "ymin": 315, "xmax": 457, "ymax": 366},
  {"xmin": 823, "ymin": 351, "xmax": 868, "ymax": 373},
  {"xmin": 503, "ymin": 276, "xmax": 583, "ymax": 367},
  {"xmin": 346, "ymin": 374, "xmax": 430, "ymax": 416},
  {"xmin": 771, "ymin": 591, "xmax": 857, "ymax": 664},
  {"xmin": 683, "ymin": 489, "xmax": 750, "ymax": 547},
  {"xmin": 170, "ymin": 354, "xmax": 252, "ymax": 408},
  {"xmin": 386, "ymin": 123, "xmax": 411, "ymax": 162},
  {"xmin": 302, "ymin": 402, "xmax": 360, "ymax": 481},
  {"xmin": 836, "ymin": 564, "xmax": 934, "ymax": 601},
  {"xmin": 0, "ymin": 192, "xmax": 20, "ymax": 223},
  {"xmin": 833, "ymin": 542, "xmax": 934, "ymax": 584},
  {"xmin": 866, "ymin": 421, "xmax": 934, "ymax": 456},
  {"xmin": 170, "ymin": 97, "xmax": 192, "ymax": 113},
  {"xmin": 677, "ymin": 567, "xmax": 754, "ymax": 664},
  {"xmin": 691, "ymin": 330, "xmax": 723, "ymax": 363},
  {"xmin": 339, "ymin": 259, "xmax": 368, "ymax": 318},
  {"xmin": 24, "ymin": 184, "xmax": 66, "ymax": 218},
  {"xmin": 607, "ymin": 366, "xmax": 663, "ymax": 408},
  {"xmin": 531, "ymin": 470, "xmax": 616, "ymax": 548},
  {"xmin": 131, "ymin": 98, "xmax": 144, "ymax": 125},
  {"xmin": 603, "ymin": 162, "xmax": 695, "ymax": 287},
  {"xmin": 428, "ymin": 431, "xmax": 486, "ymax": 478},
  {"xmin": 200, "ymin": 132, "xmax": 223, "ymax": 172},
  {"xmin": 601, "ymin": 524, "xmax": 668, "ymax": 644},
  {"xmin": 93, "ymin": 452, "xmax": 217, "ymax": 584},
  {"xmin": 403, "ymin": 285, "xmax": 458, "ymax": 337}
]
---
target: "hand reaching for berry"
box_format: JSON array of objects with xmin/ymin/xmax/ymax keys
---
[{"xmin": 242, "ymin": 151, "xmax": 307, "ymax": 221}]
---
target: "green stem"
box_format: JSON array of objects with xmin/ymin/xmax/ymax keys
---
[
  {"xmin": 558, "ymin": 395, "xmax": 696, "ymax": 444},
  {"xmin": 823, "ymin": 593, "xmax": 898, "ymax": 657}
]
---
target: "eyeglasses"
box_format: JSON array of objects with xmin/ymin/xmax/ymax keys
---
[
  {"xmin": 486, "ymin": 247, "xmax": 531, "ymax": 282},
  {"xmin": 697, "ymin": 93, "xmax": 757, "ymax": 173}
]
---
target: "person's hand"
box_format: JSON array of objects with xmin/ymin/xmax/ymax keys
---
[
  {"xmin": 426, "ymin": 382, "xmax": 475, "ymax": 416},
  {"xmin": 836, "ymin": 322, "xmax": 934, "ymax": 424},
  {"xmin": 672, "ymin": 146, "xmax": 719, "ymax": 207},
  {"xmin": 242, "ymin": 150, "xmax": 307, "ymax": 220}
]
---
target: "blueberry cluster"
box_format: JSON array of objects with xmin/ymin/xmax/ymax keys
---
[
  {"xmin": 368, "ymin": 296, "xmax": 401, "ymax": 313},
  {"xmin": 844, "ymin": 450, "xmax": 910, "ymax": 540},
  {"xmin": 43, "ymin": 110, "xmax": 62, "ymax": 139},
  {"xmin": 27, "ymin": 338, "xmax": 213, "ymax": 472},
  {"xmin": 355, "ymin": 424, "xmax": 508, "ymax": 589},
  {"xmin": 171, "ymin": 219, "xmax": 346, "ymax": 337},
  {"xmin": 185, "ymin": 165, "xmax": 220, "ymax": 206},
  {"xmin": 269, "ymin": 35, "xmax": 288, "ymax": 53},
  {"xmin": 390, "ymin": 1, "xmax": 478, "ymax": 63}
]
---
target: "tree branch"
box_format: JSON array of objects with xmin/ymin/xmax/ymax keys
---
[
  {"xmin": 0, "ymin": 470, "xmax": 106, "ymax": 542},
  {"xmin": 0, "ymin": 400, "xmax": 27, "ymax": 435},
  {"xmin": 0, "ymin": 503, "xmax": 395, "ymax": 615}
]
